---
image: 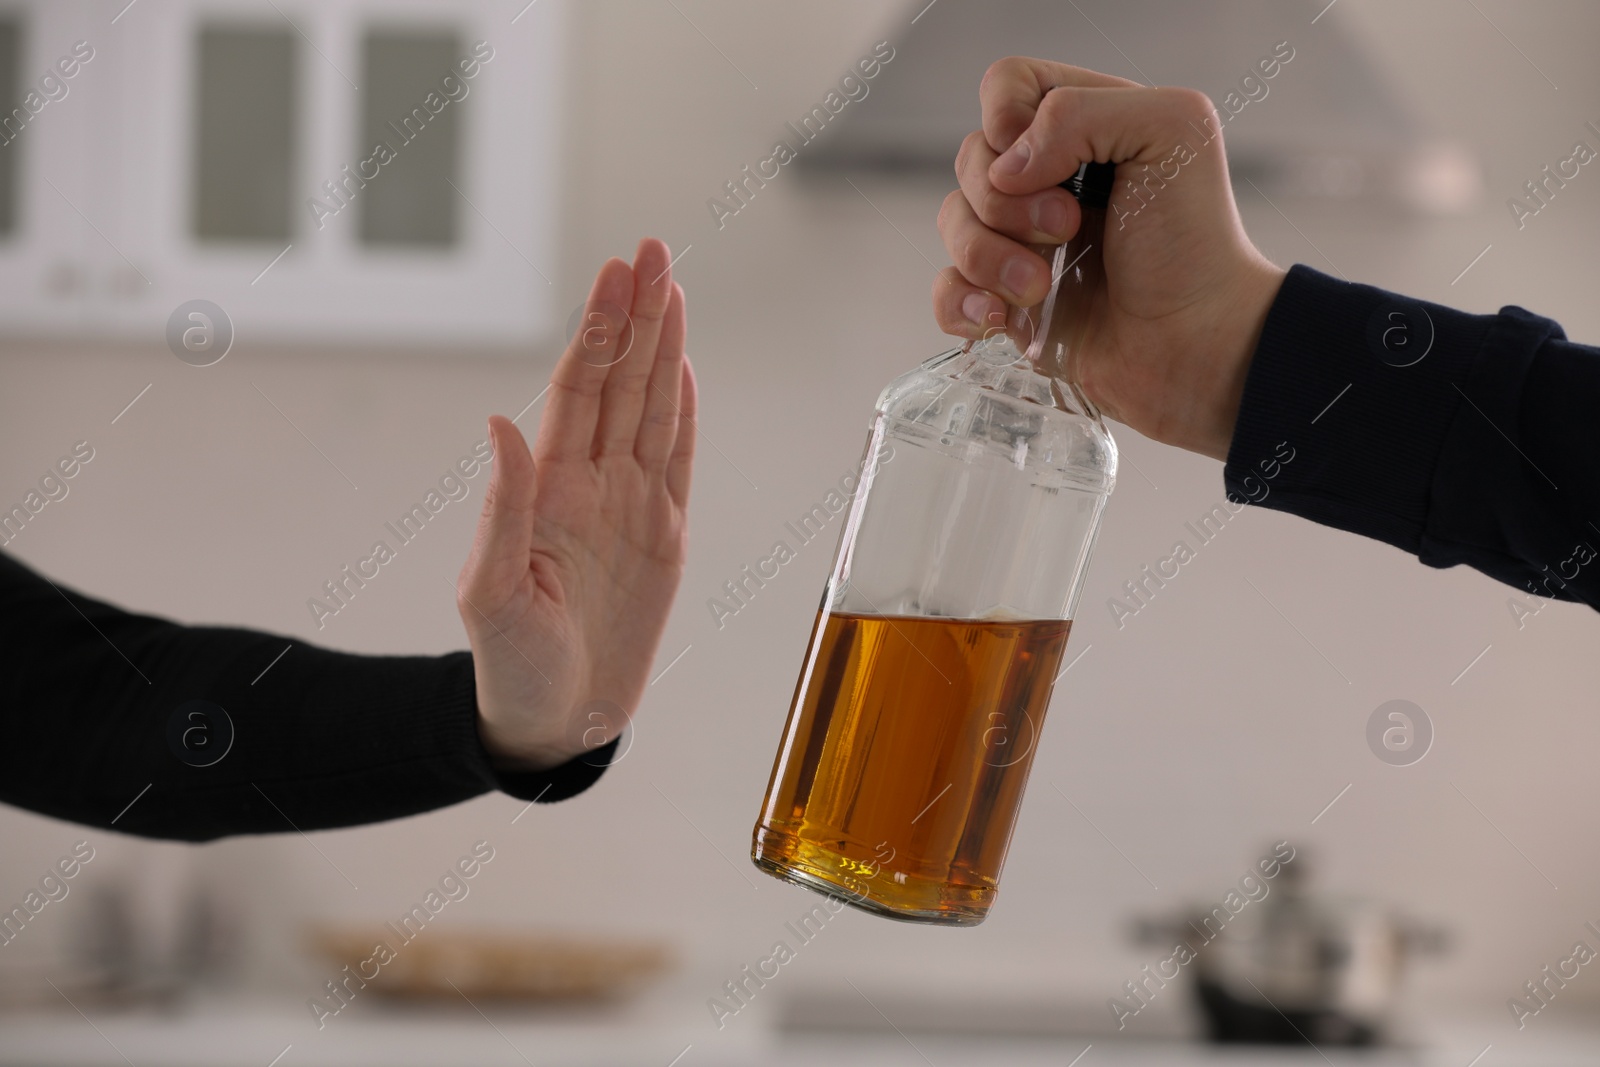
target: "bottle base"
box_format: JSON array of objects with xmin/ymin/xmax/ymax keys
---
[{"xmin": 750, "ymin": 826, "xmax": 991, "ymax": 927}]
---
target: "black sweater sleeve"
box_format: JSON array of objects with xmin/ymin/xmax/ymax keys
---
[
  {"xmin": 1224, "ymin": 264, "xmax": 1599, "ymax": 608},
  {"xmin": 0, "ymin": 551, "xmax": 617, "ymax": 841}
]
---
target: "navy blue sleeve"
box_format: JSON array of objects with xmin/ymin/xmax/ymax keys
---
[
  {"xmin": 0, "ymin": 550, "xmax": 617, "ymax": 841},
  {"xmin": 1224, "ymin": 264, "xmax": 1598, "ymax": 607}
]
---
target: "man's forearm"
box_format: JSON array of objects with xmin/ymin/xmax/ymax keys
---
[{"xmin": 1224, "ymin": 264, "xmax": 1596, "ymax": 608}]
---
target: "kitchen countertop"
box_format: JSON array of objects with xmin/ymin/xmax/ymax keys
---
[{"xmin": 1, "ymin": 996, "xmax": 1594, "ymax": 1066}]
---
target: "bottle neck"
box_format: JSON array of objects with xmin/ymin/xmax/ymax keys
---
[{"xmin": 1020, "ymin": 204, "xmax": 1106, "ymax": 420}]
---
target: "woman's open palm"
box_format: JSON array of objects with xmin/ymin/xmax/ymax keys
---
[{"xmin": 457, "ymin": 239, "xmax": 695, "ymax": 770}]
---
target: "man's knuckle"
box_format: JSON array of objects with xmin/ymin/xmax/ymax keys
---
[
  {"xmin": 977, "ymin": 186, "xmax": 1010, "ymax": 228},
  {"xmin": 1167, "ymin": 87, "xmax": 1215, "ymax": 125},
  {"xmin": 1036, "ymin": 85, "xmax": 1074, "ymax": 127},
  {"xmin": 978, "ymin": 61, "xmax": 1001, "ymax": 95},
  {"xmin": 982, "ymin": 56, "xmax": 1024, "ymax": 90},
  {"xmin": 953, "ymin": 233, "xmax": 985, "ymax": 277},
  {"xmin": 937, "ymin": 189, "xmax": 964, "ymax": 230}
]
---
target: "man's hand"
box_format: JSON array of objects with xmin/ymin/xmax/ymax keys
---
[
  {"xmin": 933, "ymin": 57, "xmax": 1288, "ymax": 460},
  {"xmin": 458, "ymin": 238, "xmax": 694, "ymax": 771}
]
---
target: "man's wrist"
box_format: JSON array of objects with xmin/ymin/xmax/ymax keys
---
[{"xmin": 1207, "ymin": 261, "xmax": 1289, "ymax": 461}]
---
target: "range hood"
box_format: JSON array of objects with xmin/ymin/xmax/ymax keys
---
[{"xmin": 801, "ymin": 0, "xmax": 1481, "ymax": 212}]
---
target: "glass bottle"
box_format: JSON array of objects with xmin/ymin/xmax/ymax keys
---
[{"xmin": 750, "ymin": 162, "xmax": 1119, "ymax": 926}]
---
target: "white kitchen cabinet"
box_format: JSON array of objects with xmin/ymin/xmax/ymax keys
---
[{"xmin": 0, "ymin": 0, "xmax": 565, "ymax": 347}]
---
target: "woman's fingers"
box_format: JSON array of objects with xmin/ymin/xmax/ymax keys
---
[
  {"xmin": 461, "ymin": 415, "xmax": 537, "ymax": 602},
  {"xmin": 537, "ymin": 257, "xmax": 636, "ymax": 463},
  {"xmin": 528, "ymin": 238, "xmax": 691, "ymax": 478},
  {"xmin": 665, "ymin": 356, "xmax": 697, "ymax": 508},
  {"xmin": 595, "ymin": 238, "xmax": 675, "ymax": 457},
  {"xmin": 937, "ymin": 186, "xmax": 1052, "ymax": 307},
  {"xmin": 634, "ymin": 282, "xmax": 687, "ymax": 470}
]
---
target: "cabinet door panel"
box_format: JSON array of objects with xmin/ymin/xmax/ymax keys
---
[
  {"xmin": 4, "ymin": 0, "xmax": 566, "ymax": 349},
  {"xmin": 0, "ymin": 3, "xmax": 108, "ymax": 332}
]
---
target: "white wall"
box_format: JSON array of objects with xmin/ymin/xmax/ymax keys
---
[{"xmin": 2, "ymin": 0, "xmax": 1599, "ymax": 1043}]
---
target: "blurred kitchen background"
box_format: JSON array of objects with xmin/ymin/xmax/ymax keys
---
[{"xmin": 2, "ymin": 0, "xmax": 1599, "ymax": 1063}]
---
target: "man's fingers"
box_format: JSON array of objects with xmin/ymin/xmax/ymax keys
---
[
  {"xmin": 938, "ymin": 189, "xmax": 1052, "ymax": 307},
  {"xmin": 636, "ymin": 282, "xmax": 687, "ymax": 470},
  {"xmin": 537, "ymin": 257, "xmax": 636, "ymax": 463},
  {"xmin": 932, "ymin": 267, "xmax": 1008, "ymax": 341},
  {"xmin": 955, "ymin": 129, "xmax": 1081, "ymax": 245},
  {"xmin": 980, "ymin": 56, "xmax": 1141, "ymax": 154},
  {"xmin": 989, "ymin": 84, "xmax": 1215, "ymax": 197},
  {"xmin": 595, "ymin": 238, "xmax": 675, "ymax": 457},
  {"xmin": 462, "ymin": 415, "xmax": 536, "ymax": 600},
  {"xmin": 665, "ymin": 356, "xmax": 697, "ymax": 508}
]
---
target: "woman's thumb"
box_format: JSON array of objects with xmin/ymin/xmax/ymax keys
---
[{"xmin": 463, "ymin": 415, "xmax": 537, "ymax": 595}]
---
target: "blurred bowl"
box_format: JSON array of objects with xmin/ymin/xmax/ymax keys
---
[{"xmin": 306, "ymin": 927, "xmax": 673, "ymax": 1002}]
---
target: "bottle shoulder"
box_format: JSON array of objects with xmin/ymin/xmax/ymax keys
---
[{"xmin": 875, "ymin": 343, "xmax": 1118, "ymax": 492}]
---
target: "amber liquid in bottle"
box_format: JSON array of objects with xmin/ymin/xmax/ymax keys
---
[{"xmin": 752, "ymin": 609, "xmax": 1071, "ymax": 925}]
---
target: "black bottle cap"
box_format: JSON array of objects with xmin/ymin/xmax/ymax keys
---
[{"xmin": 1060, "ymin": 161, "xmax": 1115, "ymax": 209}]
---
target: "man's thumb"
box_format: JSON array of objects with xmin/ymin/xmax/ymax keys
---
[{"xmin": 989, "ymin": 85, "xmax": 1217, "ymax": 196}]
